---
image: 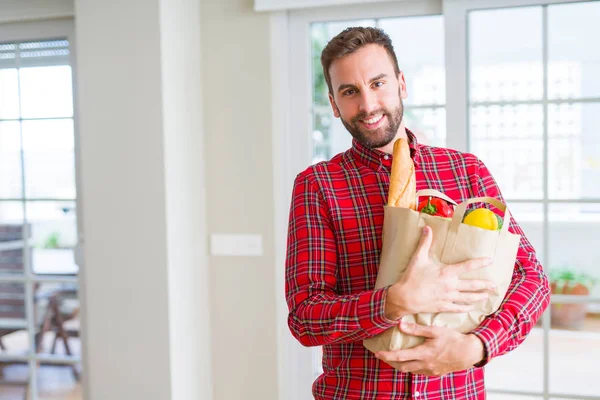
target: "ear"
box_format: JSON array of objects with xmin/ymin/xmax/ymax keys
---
[
  {"xmin": 397, "ymin": 71, "xmax": 409, "ymax": 100},
  {"xmin": 328, "ymin": 93, "xmax": 340, "ymax": 118}
]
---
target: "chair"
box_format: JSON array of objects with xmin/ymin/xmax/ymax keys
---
[{"xmin": 35, "ymin": 287, "xmax": 80, "ymax": 381}]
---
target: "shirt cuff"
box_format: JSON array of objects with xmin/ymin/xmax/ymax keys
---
[
  {"xmin": 357, "ymin": 286, "xmax": 398, "ymax": 334},
  {"xmin": 470, "ymin": 317, "xmax": 510, "ymax": 367}
]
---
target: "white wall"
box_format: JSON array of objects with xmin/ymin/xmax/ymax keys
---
[
  {"xmin": 75, "ymin": 0, "xmax": 211, "ymax": 399},
  {"xmin": 75, "ymin": 0, "xmax": 172, "ymax": 398},
  {"xmin": 0, "ymin": 0, "xmax": 74, "ymax": 23},
  {"xmin": 159, "ymin": 0, "xmax": 212, "ymax": 399},
  {"xmin": 201, "ymin": 0, "xmax": 279, "ymax": 399}
]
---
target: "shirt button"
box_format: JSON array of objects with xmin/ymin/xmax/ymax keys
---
[
  {"xmin": 414, "ymin": 391, "xmax": 420, "ymax": 398},
  {"xmin": 383, "ymin": 155, "xmax": 389, "ymax": 160}
]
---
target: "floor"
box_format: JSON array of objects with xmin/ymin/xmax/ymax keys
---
[
  {"xmin": 0, "ymin": 364, "xmax": 81, "ymax": 400},
  {"xmin": 0, "ymin": 316, "xmax": 598, "ymax": 400},
  {"xmin": 0, "ymin": 330, "xmax": 81, "ymax": 400},
  {"xmin": 486, "ymin": 313, "xmax": 600, "ymax": 398}
]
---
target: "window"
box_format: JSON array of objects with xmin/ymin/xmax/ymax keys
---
[
  {"xmin": 311, "ymin": 15, "xmax": 445, "ymax": 164},
  {"xmin": 283, "ymin": 1, "xmax": 600, "ymax": 400},
  {"xmin": 468, "ymin": 3, "xmax": 600, "ymax": 397},
  {"xmin": 0, "ymin": 20, "xmax": 81, "ymax": 400}
]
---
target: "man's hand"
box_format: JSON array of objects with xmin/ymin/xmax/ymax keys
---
[
  {"xmin": 385, "ymin": 226, "xmax": 495, "ymax": 320},
  {"xmin": 374, "ymin": 322, "xmax": 485, "ymax": 376}
]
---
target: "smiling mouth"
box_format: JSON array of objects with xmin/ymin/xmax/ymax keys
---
[{"xmin": 360, "ymin": 114, "xmax": 385, "ymax": 130}]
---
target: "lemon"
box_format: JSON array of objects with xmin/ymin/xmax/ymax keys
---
[{"xmin": 463, "ymin": 208, "xmax": 499, "ymax": 231}]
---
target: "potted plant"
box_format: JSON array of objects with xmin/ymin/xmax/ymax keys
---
[{"xmin": 549, "ymin": 267, "xmax": 596, "ymax": 330}]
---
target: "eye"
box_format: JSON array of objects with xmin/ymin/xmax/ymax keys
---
[
  {"xmin": 343, "ymin": 89, "xmax": 356, "ymax": 96},
  {"xmin": 373, "ymin": 81, "xmax": 384, "ymax": 88}
]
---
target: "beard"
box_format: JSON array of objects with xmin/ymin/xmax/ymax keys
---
[{"xmin": 338, "ymin": 93, "xmax": 404, "ymax": 149}]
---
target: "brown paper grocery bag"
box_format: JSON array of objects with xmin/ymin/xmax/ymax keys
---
[{"xmin": 363, "ymin": 189, "xmax": 521, "ymax": 356}]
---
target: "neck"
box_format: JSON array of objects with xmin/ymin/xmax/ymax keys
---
[{"xmin": 376, "ymin": 122, "xmax": 407, "ymax": 154}]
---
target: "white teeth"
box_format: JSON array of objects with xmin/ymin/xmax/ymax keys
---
[{"xmin": 363, "ymin": 114, "xmax": 383, "ymax": 125}]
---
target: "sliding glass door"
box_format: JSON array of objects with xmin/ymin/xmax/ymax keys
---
[
  {"xmin": 0, "ymin": 19, "xmax": 82, "ymax": 400},
  {"xmin": 286, "ymin": 1, "xmax": 600, "ymax": 399}
]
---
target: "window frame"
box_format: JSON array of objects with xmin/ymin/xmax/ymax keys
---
[
  {"xmin": 274, "ymin": 1, "xmax": 600, "ymax": 399},
  {"xmin": 0, "ymin": 17, "xmax": 82, "ymax": 400}
]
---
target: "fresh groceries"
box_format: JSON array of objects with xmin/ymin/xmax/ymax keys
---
[
  {"xmin": 417, "ymin": 196, "xmax": 454, "ymax": 218},
  {"xmin": 463, "ymin": 208, "xmax": 504, "ymax": 231},
  {"xmin": 386, "ymin": 138, "xmax": 504, "ymax": 232},
  {"xmin": 387, "ymin": 138, "xmax": 417, "ymax": 209},
  {"xmin": 364, "ymin": 137, "xmax": 520, "ymax": 358}
]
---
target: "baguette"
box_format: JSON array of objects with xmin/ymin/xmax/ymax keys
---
[{"xmin": 387, "ymin": 138, "xmax": 416, "ymax": 209}]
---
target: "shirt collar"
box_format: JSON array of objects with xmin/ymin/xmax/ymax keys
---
[{"xmin": 349, "ymin": 128, "xmax": 420, "ymax": 172}]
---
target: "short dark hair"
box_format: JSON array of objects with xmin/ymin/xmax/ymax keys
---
[{"xmin": 320, "ymin": 27, "xmax": 400, "ymax": 95}]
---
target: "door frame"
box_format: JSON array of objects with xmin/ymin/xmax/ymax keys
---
[
  {"xmin": 271, "ymin": 1, "xmax": 598, "ymax": 399},
  {"xmin": 0, "ymin": 17, "xmax": 84, "ymax": 400}
]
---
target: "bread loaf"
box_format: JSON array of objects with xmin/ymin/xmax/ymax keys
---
[{"xmin": 387, "ymin": 138, "xmax": 416, "ymax": 209}]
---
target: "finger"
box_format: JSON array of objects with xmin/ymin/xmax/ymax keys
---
[
  {"xmin": 399, "ymin": 322, "xmax": 439, "ymax": 339},
  {"xmin": 448, "ymin": 257, "xmax": 492, "ymax": 275},
  {"xmin": 394, "ymin": 361, "xmax": 424, "ymax": 374},
  {"xmin": 375, "ymin": 346, "xmax": 424, "ymax": 363},
  {"xmin": 375, "ymin": 347, "xmax": 423, "ymax": 363},
  {"xmin": 451, "ymin": 291, "xmax": 489, "ymax": 305},
  {"xmin": 413, "ymin": 226, "xmax": 433, "ymax": 260},
  {"xmin": 456, "ymin": 279, "xmax": 496, "ymax": 292}
]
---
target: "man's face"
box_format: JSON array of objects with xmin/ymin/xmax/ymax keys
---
[{"xmin": 328, "ymin": 44, "xmax": 408, "ymax": 149}]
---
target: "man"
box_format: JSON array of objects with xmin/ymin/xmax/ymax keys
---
[{"xmin": 285, "ymin": 27, "xmax": 550, "ymax": 399}]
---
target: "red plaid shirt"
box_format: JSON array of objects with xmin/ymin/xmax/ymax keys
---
[{"xmin": 285, "ymin": 129, "xmax": 550, "ymax": 400}]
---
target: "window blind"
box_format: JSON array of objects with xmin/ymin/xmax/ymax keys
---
[{"xmin": 0, "ymin": 39, "xmax": 69, "ymax": 69}]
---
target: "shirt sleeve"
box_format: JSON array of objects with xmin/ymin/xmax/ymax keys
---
[
  {"xmin": 469, "ymin": 158, "xmax": 551, "ymax": 365},
  {"xmin": 285, "ymin": 172, "xmax": 397, "ymax": 347}
]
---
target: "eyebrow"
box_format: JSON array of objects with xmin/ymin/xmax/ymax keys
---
[{"xmin": 337, "ymin": 73, "xmax": 388, "ymax": 93}]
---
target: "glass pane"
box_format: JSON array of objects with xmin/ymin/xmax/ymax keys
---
[
  {"xmin": 0, "ymin": 365, "xmax": 29, "ymax": 399},
  {"xmin": 549, "ymin": 304, "xmax": 600, "ymax": 396},
  {"xmin": 0, "ymin": 69, "xmax": 19, "ymax": 120},
  {"xmin": 36, "ymin": 283, "xmax": 80, "ymax": 358},
  {"xmin": 0, "ymin": 282, "xmax": 28, "ymax": 357},
  {"xmin": 19, "ymin": 66, "xmax": 73, "ymax": 119},
  {"xmin": 313, "ymin": 108, "xmax": 352, "ymax": 163},
  {"xmin": 37, "ymin": 361, "xmax": 82, "ymax": 399},
  {"xmin": 36, "ymin": 282, "xmax": 81, "ymax": 398},
  {"xmin": 316, "ymin": 19, "xmax": 376, "ymax": 43},
  {"xmin": 488, "ymin": 395, "xmax": 541, "ymax": 400},
  {"xmin": 312, "ymin": 347, "xmax": 323, "ymax": 379},
  {"xmin": 486, "ymin": 327, "xmax": 544, "ymax": 392},
  {"xmin": 379, "ymin": 15, "xmax": 445, "ymax": 106},
  {"xmin": 0, "ymin": 202, "xmax": 26, "ymax": 276},
  {"xmin": 311, "ymin": 19, "xmax": 376, "ymax": 110},
  {"xmin": 469, "ymin": 7, "xmax": 543, "ymax": 102},
  {"xmin": 404, "ymin": 107, "xmax": 445, "ymax": 147},
  {"xmin": 548, "ymin": 103, "xmax": 600, "ymax": 200},
  {"xmin": 27, "ymin": 201, "xmax": 78, "ymax": 276},
  {"xmin": 470, "ymin": 105, "xmax": 544, "ymax": 199},
  {"xmin": 22, "ymin": 119, "xmax": 76, "ymax": 199},
  {"xmin": 548, "ymin": 2, "xmax": 600, "ymax": 100},
  {"xmin": 549, "ymin": 203, "xmax": 600, "ymax": 300},
  {"xmin": 0, "ymin": 121, "xmax": 22, "ymax": 199},
  {"xmin": 506, "ymin": 203, "xmax": 544, "ymax": 266}
]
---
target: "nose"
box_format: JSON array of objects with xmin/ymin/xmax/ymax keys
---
[{"xmin": 358, "ymin": 90, "xmax": 378, "ymax": 115}]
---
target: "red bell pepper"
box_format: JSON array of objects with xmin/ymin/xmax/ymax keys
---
[{"xmin": 417, "ymin": 196, "xmax": 454, "ymax": 218}]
